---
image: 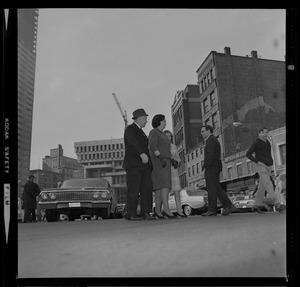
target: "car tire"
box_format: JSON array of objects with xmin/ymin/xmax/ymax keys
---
[
  {"xmin": 45, "ymin": 210, "xmax": 59, "ymax": 222},
  {"xmin": 183, "ymin": 205, "xmax": 193, "ymax": 216},
  {"xmin": 68, "ymin": 215, "xmax": 76, "ymax": 221},
  {"xmin": 99, "ymin": 208, "xmax": 110, "ymax": 219}
]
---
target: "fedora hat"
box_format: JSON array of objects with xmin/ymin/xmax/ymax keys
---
[
  {"xmin": 28, "ymin": 174, "xmax": 35, "ymax": 179},
  {"xmin": 132, "ymin": 108, "xmax": 148, "ymax": 119}
]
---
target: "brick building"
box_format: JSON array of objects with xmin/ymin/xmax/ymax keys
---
[
  {"xmin": 171, "ymin": 84, "xmax": 203, "ymax": 188},
  {"xmin": 43, "ymin": 144, "xmax": 83, "ymax": 179},
  {"xmin": 29, "ymin": 169, "xmax": 64, "ymax": 190},
  {"xmin": 183, "ymin": 47, "xmax": 285, "ymax": 190}
]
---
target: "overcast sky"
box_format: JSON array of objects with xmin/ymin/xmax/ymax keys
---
[{"xmin": 30, "ymin": 8, "xmax": 285, "ymax": 169}]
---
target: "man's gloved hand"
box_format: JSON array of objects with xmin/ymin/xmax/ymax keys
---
[
  {"xmin": 157, "ymin": 155, "xmax": 166, "ymax": 168},
  {"xmin": 171, "ymin": 159, "xmax": 178, "ymax": 169}
]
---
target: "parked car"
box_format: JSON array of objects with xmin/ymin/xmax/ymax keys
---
[
  {"xmin": 232, "ymin": 198, "xmax": 255, "ymax": 212},
  {"xmin": 168, "ymin": 188, "xmax": 222, "ymax": 216},
  {"xmin": 38, "ymin": 178, "xmax": 115, "ymax": 222}
]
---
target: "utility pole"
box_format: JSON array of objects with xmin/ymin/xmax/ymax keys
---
[{"xmin": 112, "ymin": 93, "xmax": 128, "ymax": 129}]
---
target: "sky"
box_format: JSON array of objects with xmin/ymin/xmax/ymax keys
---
[{"xmin": 29, "ymin": 8, "xmax": 286, "ymax": 170}]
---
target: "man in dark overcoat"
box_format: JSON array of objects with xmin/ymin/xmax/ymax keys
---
[
  {"xmin": 122, "ymin": 108, "xmax": 155, "ymax": 220},
  {"xmin": 22, "ymin": 174, "xmax": 41, "ymax": 223},
  {"xmin": 201, "ymin": 125, "xmax": 233, "ymax": 216}
]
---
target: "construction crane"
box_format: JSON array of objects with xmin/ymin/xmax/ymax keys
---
[{"xmin": 112, "ymin": 93, "xmax": 128, "ymax": 129}]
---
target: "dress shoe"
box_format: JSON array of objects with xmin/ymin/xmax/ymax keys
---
[
  {"xmin": 124, "ymin": 216, "xmax": 142, "ymax": 221},
  {"xmin": 174, "ymin": 212, "xmax": 187, "ymax": 218},
  {"xmin": 140, "ymin": 213, "xmax": 156, "ymax": 220},
  {"xmin": 201, "ymin": 211, "xmax": 218, "ymax": 216},
  {"xmin": 252, "ymin": 205, "xmax": 265, "ymax": 213},
  {"xmin": 222, "ymin": 205, "xmax": 233, "ymax": 216},
  {"xmin": 162, "ymin": 211, "xmax": 177, "ymax": 219},
  {"xmin": 154, "ymin": 212, "xmax": 165, "ymax": 219}
]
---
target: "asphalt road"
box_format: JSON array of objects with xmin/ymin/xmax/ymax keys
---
[{"xmin": 18, "ymin": 211, "xmax": 286, "ymax": 278}]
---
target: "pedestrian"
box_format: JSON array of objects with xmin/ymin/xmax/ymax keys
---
[
  {"xmin": 122, "ymin": 108, "xmax": 156, "ymax": 221},
  {"xmin": 274, "ymin": 172, "xmax": 286, "ymax": 205},
  {"xmin": 164, "ymin": 130, "xmax": 187, "ymax": 217},
  {"xmin": 200, "ymin": 125, "xmax": 233, "ymax": 216},
  {"xmin": 246, "ymin": 127, "xmax": 286, "ymax": 213},
  {"xmin": 149, "ymin": 114, "xmax": 176, "ymax": 219},
  {"xmin": 22, "ymin": 174, "xmax": 41, "ymax": 223}
]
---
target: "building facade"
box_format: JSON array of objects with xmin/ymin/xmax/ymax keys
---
[
  {"xmin": 74, "ymin": 138, "xmax": 127, "ymax": 205},
  {"xmin": 183, "ymin": 47, "xmax": 285, "ymax": 191},
  {"xmin": 43, "ymin": 144, "xmax": 83, "ymax": 180},
  {"xmin": 29, "ymin": 169, "xmax": 65, "ymax": 190},
  {"xmin": 17, "ymin": 9, "xmax": 39, "ymax": 196},
  {"xmin": 196, "ymin": 47, "xmax": 285, "ymax": 159},
  {"xmin": 171, "ymin": 84, "xmax": 203, "ymax": 188}
]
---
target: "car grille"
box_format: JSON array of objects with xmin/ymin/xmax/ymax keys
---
[{"xmin": 55, "ymin": 191, "xmax": 95, "ymax": 201}]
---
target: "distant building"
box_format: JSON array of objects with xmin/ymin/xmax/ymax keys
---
[
  {"xmin": 30, "ymin": 169, "xmax": 64, "ymax": 190},
  {"xmin": 171, "ymin": 84, "xmax": 203, "ymax": 188},
  {"xmin": 74, "ymin": 138, "xmax": 127, "ymax": 205},
  {"xmin": 42, "ymin": 144, "xmax": 83, "ymax": 180},
  {"xmin": 17, "ymin": 9, "xmax": 39, "ymax": 196}
]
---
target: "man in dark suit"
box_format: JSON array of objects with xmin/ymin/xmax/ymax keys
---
[
  {"xmin": 200, "ymin": 125, "xmax": 233, "ymax": 216},
  {"xmin": 22, "ymin": 174, "xmax": 41, "ymax": 223},
  {"xmin": 123, "ymin": 108, "xmax": 155, "ymax": 220}
]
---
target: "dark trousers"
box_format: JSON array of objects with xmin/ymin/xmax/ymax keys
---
[
  {"xmin": 24, "ymin": 208, "xmax": 36, "ymax": 222},
  {"xmin": 205, "ymin": 167, "xmax": 232, "ymax": 213},
  {"xmin": 125, "ymin": 168, "xmax": 153, "ymax": 217}
]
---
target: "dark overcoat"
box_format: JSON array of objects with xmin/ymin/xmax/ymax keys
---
[
  {"xmin": 22, "ymin": 180, "xmax": 41, "ymax": 209},
  {"xmin": 122, "ymin": 123, "xmax": 152, "ymax": 170}
]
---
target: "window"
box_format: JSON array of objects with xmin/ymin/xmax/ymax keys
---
[
  {"xmin": 196, "ymin": 150, "xmax": 199, "ymax": 157},
  {"xmin": 196, "ymin": 163, "xmax": 199, "ymax": 173},
  {"xmin": 236, "ymin": 163, "xmax": 242, "ymax": 177},
  {"xmin": 247, "ymin": 161, "xmax": 252, "ymax": 174},
  {"xmin": 203, "ymin": 97, "xmax": 209, "ymax": 114},
  {"xmin": 188, "ymin": 167, "xmax": 191, "ymax": 177},
  {"xmin": 192, "ymin": 165, "xmax": 195, "ymax": 175},
  {"xmin": 212, "ymin": 112, "xmax": 218, "ymax": 129},
  {"xmin": 210, "ymin": 91, "xmax": 217, "ymax": 107},
  {"xmin": 187, "ymin": 155, "xmax": 190, "ymax": 162},
  {"xmin": 191, "ymin": 152, "xmax": 194, "ymax": 160},
  {"xmin": 228, "ymin": 166, "xmax": 233, "ymax": 179},
  {"xmin": 201, "ymin": 160, "xmax": 204, "ymax": 170},
  {"xmin": 279, "ymin": 144, "xmax": 286, "ymax": 165}
]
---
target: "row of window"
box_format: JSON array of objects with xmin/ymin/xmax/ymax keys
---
[
  {"xmin": 80, "ymin": 152, "xmax": 124, "ymax": 161},
  {"xmin": 76, "ymin": 143, "xmax": 124, "ymax": 153},
  {"xmin": 203, "ymin": 90, "xmax": 217, "ymax": 114},
  {"xmin": 199, "ymin": 68, "xmax": 214, "ymax": 94}
]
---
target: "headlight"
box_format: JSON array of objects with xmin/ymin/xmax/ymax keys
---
[
  {"xmin": 93, "ymin": 191, "xmax": 101, "ymax": 199},
  {"xmin": 41, "ymin": 193, "xmax": 48, "ymax": 200},
  {"xmin": 101, "ymin": 191, "xmax": 109, "ymax": 199},
  {"xmin": 49, "ymin": 193, "xmax": 56, "ymax": 200}
]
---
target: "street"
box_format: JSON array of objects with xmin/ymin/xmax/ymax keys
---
[{"xmin": 18, "ymin": 212, "xmax": 286, "ymax": 278}]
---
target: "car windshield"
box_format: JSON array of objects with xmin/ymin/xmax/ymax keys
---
[
  {"xmin": 186, "ymin": 189, "xmax": 207, "ymax": 196},
  {"xmin": 60, "ymin": 179, "xmax": 110, "ymax": 188}
]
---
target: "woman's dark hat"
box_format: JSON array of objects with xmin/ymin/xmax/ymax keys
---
[
  {"xmin": 132, "ymin": 108, "xmax": 148, "ymax": 119},
  {"xmin": 28, "ymin": 174, "xmax": 35, "ymax": 179}
]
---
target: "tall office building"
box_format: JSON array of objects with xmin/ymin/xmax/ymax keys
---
[{"xmin": 18, "ymin": 9, "xmax": 39, "ymax": 196}]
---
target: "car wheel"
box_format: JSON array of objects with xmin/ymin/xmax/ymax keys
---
[
  {"xmin": 45, "ymin": 210, "xmax": 59, "ymax": 222},
  {"xmin": 183, "ymin": 205, "xmax": 193, "ymax": 216},
  {"xmin": 99, "ymin": 208, "xmax": 110, "ymax": 219},
  {"xmin": 68, "ymin": 215, "xmax": 76, "ymax": 221}
]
